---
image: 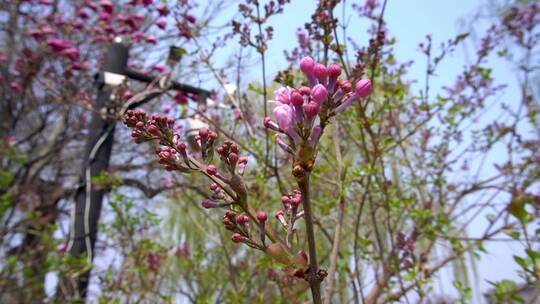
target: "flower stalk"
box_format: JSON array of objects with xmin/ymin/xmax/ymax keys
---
[{"xmin": 297, "ymin": 172, "xmax": 324, "ymax": 304}]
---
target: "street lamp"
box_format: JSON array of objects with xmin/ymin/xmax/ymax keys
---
[{"xmin": 62, "ymin": 39, "xmax": 210, "ymax": 300}]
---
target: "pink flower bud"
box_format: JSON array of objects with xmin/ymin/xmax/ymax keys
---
[
  {"xmin": 328, "ymin": 64, "xmax": 341, "ymax": 79},
  {"xmin": 146, "ymin": 35, "xmax": 157, "ymax": 44},
  {"xmin": 313, "ymin": 63, "xmax": 328, "ymax": 82},
  {"xmin": 300, "ymin": 56, "xmax": 315, "ymax": 75},
  {"xmin": 310, "ymin": 125, "xmax": 322, "ymax": 147},
  {"xmin": 47, "ymin": 38, "xmax": 71, "ymax": 53},
  {"xmin": 303, "ymin": 102, "xmax": 320, "ymax": 118},
  {"xmin": 206, "ymin": 164, "xmax": 217, "ymax": 175},
  {"xmin": 176, "ymin": 142, "xmax": 186, "ymax": 151},
  {"xmin": 291, "ymin": 194, "xmax": 302, "ymax": 206},
  {"xmin": 299, "ymin": 86, "xmax": 311, "ymax": 95},
  {"xmin": 264, "ymin": 117, "xmax": 280, "ymax": 131},
  {"xmin": 275, "ymin": 210, "xmax": 287, "ymax": 227},
  {"xmin": 311, "ymin": 84, "xmax": 328, "ymax": 104},
  {"xmin": 99, "ymin": 11, "xmax": 112, "ymax": 21},
  {"xmin": 237, "ymin": 214, "xmax": 249, "ymax": 224},
  {"xmin": 281, "ymin": 195, "xmax": 290, "ymax": 205},
  {"xmin": 100, "ymin": 0, "xmax": 113, "ymax": 14},
  {"xmin": 151, "ymin": 64, "xmax": 167, "ymax": 74},
  {"xmin": 275, "ymin": 134, "xmax": 293, "ymax": 154},
  {"xmin": 238, "ymin": 157, "xmax": 248, "ymax": 165},
  {"xmin": 290, "ymin": 90, "xmax": 304, "ymax": 107},
  {"xmin": 9, "ymin": 81, "xmax": 22, "ymax": 93},
  {"xmin": 256, "ymin": 211, "xmax": 267, "ymax": 222},
  {"xmin": 210, "ymin": 183, "xmax": 219, "ymax": 191},
  {"xmin": 62, "ymin": 48, "xmax": 80, "ymax": 61},
  {"xmin": 340, "ymin": 80, "xmax": 352, "ymax": 93},
  {"xmin": 147, "ymin": 124, "xmax": 159, "ymax": 135},
  {"xmin": 231, "ymin": 233, "xmax": 246, "ymax": 243},
  {"xmin": 355, "ymin": 79, "xmax": 372, "ymax": 98},
  {"xmin": 186, "ymin": 15, "xmax": 197, "ymax": 24},
  {"xmin": 157, "ymin": 4, "xmax": 169, "ymax": 16},
  {"xmin": 228, "ymin": 153, "xmax": 238, "ymax": 167},
  {"xmin": 57, "ymin": 243, "xmax": 67, "ymax": 253},
  {"xmin": 233, "ymin": 110, "xmax": 242, "ymax": 121},
  {"xmin": 155, "ymin": 19, "xmax": 166, "ymax": 29},
  {"xmin": 202, "ymin": 199, "xmax": 219, "ymax": 209},
  {"xmin": 199, "ymin": 128, "xmax": 209, "ymax": 138},
  {"xmin": 122, "ymin": 90, "xmax": 134, "ymax": 101},
  {"xmin": 77, "ymin": 9, "xmax": 90, "ymax": 19}
]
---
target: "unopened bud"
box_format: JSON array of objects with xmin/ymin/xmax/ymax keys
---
[
  {"xmin": 290, "ymin": 90, "xmax": 304, "ymax": 107},
  {"xmin": 206, "ymin": 164, "xmax": 217, "ymax": 175},
  {"xmin": 237, "ymin": 214, "xmax": 250, "ymax": 224},
  {"xmin": 313, "ymin": 63, "xmax": 328, "ymax": 83},
  {"xmin": 299, "ymin": 86, "xmax": 311, "ymax": 95},
  {"xmin": 291, "ymin": 194, "xmax": 302, "ymax": 207},
  {"xmin": 147, "ymin": 124, "xmax": 160, "ymax": 135},
  {"xmin": 300, "ymin": 56, "xmax": 315, "ymax": 75},
  {"xmin": 264, "ymin": 117, "xmax": 280, "ymax": 131},
  {"xmin": 256, "ymin": 211, "xmax": 267, "ymax": 222},
  {"xmin": 202, "ymin": 199, "xmax": 219, "ymax": 209},
  {"xmin": 228, "ymin": 153, "xmax": 239, "ymax": 167},
  {"xmin": 231, "ymin": 233, "xmax": 247, "ymax": 243},
  {"xmin": 328, "ymin": 63, "xmax": 341, "ymax": 79},
  {"xmin": 340, "ymin": 80, "xmax": 352, "ymax": 93},
  {"xmin": 199, "ymin": 127, "xmax": 209, "ymax": 138},
  {"xmin": 311, "ymin": 84, "xmax": 328, "ymax": 104},
  {"xmin": 303, "ymin": 102, "xmax": 320, "ymax": 118},
  {"xmin": 355, "ymin": 79, "xmax": 372, "ymax": 98}
]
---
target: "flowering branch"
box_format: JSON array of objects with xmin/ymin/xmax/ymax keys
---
[{"xmin": 264, "ymin": 56, "xmax": 372, "ymax": 303}]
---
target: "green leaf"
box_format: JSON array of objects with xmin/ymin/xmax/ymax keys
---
[
  {"xmin": 507, "ymin": 199, "xmax": 528, "ymax": 223},
  {"xmin": 264, "ymin": 242, "xmax": 294, "ymax": 266},
  {"xmin": 247, "ymin": 83, "xmax": 264, "ymax": 95}
]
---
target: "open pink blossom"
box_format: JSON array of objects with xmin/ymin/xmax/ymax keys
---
[
  {"xmin": 274, "ymin": 87, "xmax": 292, "ymax": 105},
  {"xmin": 273, "ymin": 104, "xmax": 294, "ymax": 130}
]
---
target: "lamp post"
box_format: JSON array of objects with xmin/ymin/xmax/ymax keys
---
[{"xmin": 60, "ymin": 40, "xmax": 210, "ymax": 300}]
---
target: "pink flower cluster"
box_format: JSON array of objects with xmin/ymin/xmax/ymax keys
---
[
  {"xmin": 123, "ymin": 109, "xmax": 176, "ymax": 144},
  {"xmin": 220, "ymin": 210, "xmax": 268, "ymax": 248},
  {"xmin": 123, "ymin": 109, "xmax": 280, "ymax": 248},
  {"xmin": 264, "ymin": 56, "xmax": 371, "ymax": 154}
]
